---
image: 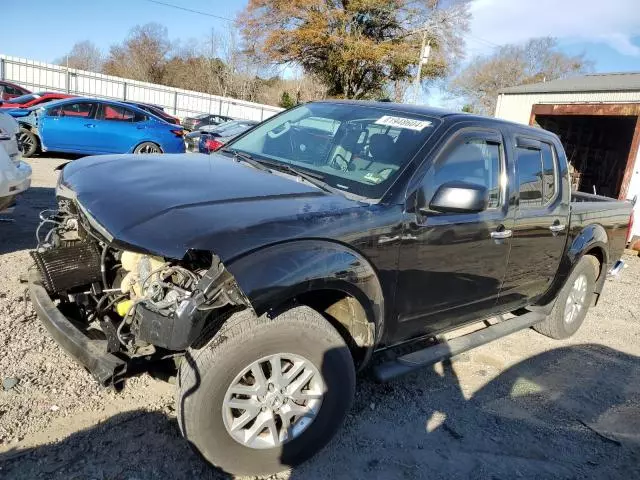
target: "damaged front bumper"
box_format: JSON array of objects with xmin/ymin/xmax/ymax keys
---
[{"xmin": 28, "ymin": 269, "xmax": 127, "ymax": 388}]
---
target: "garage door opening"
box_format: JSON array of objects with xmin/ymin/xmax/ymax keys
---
[
  {"xmin": 535, "ymin": 114, "xmax": 636, "ymax": 198},
  {"xmin": 530, "ymin": 104, "xmax": 640, "ymax": 200}
]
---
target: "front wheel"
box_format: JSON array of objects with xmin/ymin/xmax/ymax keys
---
[
  {"xmin": 533, "ymin": 254, "xmax": 600, "ymax": 339},
  {"xmin": 19, "ymin": 128, "xmax": 39, "ymax": 157},
  {"xmin": 133, "ymin": 141, "xmax": 162, "ymax": 154},
  {"xmin": 177, "ymin": 306, "xmax": 355, "ymax": 476}
]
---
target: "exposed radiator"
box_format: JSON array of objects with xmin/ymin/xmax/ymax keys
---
[{"xmin": 31, "ymin": 243, "xmax": 102, "ymax": 294}]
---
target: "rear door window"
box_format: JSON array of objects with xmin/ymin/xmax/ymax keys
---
[
  {"xmin": 541, "ymin": 143, "xmax": 557, "ymax": 204},
  {"xmin": 516, "ymin": 147, "xmax": 543, "ymax": 208},
  {"xmin": 98, "ymin": 104, "xmax": 145, "ymax": 122}
]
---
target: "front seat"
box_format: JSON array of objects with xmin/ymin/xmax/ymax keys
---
[{"xmin": 368, "ymin": 133, "xmax": 396, "ymax": 165}]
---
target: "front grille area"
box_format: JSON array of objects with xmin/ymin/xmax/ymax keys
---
[{"xmin": 31, "ymin": 243, "xmax": 102, "ymax": 294}]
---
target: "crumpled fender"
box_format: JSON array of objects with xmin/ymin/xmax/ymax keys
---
[{"xmin": 226, "ymin": 239, "xmax": 385, "ymax": 349}]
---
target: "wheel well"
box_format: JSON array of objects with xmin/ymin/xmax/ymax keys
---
[
  {"xmin": 584, "ymin": 247, "xmax": 604, "ymax": 279},
  {"xmin": 295, "ymin": 290, "xmax": 375, "ymax": 369}
]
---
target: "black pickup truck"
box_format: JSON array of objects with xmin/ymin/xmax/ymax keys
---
[{"xmin": 29, "ymin": 101, "xmax": 632, "ymax": 475}]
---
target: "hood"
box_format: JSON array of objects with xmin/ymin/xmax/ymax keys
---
[{"xmin": 61, "ymin": 153, "xmax": 361, "ymax": 260}]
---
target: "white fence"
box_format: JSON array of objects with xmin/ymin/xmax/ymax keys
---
[{"xmin": 0, "ymin": 54, "xmax": 283, "ymax": 121}]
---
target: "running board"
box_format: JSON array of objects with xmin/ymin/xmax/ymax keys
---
[{"xmin": 373, "ymin": 311, "xmax": 546, "ymax": 382}]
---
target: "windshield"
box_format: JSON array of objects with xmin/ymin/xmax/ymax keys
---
[
  {"xmin": 6, "ymin": 93, "xmax": 39, "ymax": 104},
  {"xmin": 229, "ymin": 103, "xmax": 438, "ymax": 199}
]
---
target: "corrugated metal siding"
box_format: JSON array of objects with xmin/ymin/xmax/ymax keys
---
[
  {"xmin": 0, "ymin": 54, "xmax": 283, "ymax": 121},
  {"xmin": 495, "ymin": 91, "xmax": 640, "ymax": 124}
]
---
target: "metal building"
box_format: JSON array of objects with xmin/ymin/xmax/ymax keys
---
[{"xmin": 494, "ymin": 72, "xmax": 640, "ymax": 238}]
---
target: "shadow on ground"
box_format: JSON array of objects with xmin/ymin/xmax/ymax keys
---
[
  {"xmin": 1, "ymin": 343, "xmax": 638, "ymax": 479},
  {"xmin": 0, "ymin": 187, "xmax": 56, "ymax": 254}
]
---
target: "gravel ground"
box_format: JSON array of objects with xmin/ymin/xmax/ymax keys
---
[{"xmin": 0, "ymin": 156, "xmax": 639, "ymax": 479}]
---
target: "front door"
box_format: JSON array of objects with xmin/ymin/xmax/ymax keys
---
[
  {"xmin": 497, "ymin": 135, "xmax": 570, "ymax": 309},
  {"xmin": 392, "ymin": 127, "xmax": 514, "ymax": 341},
  {"xmin": 40, "ymin": 101, "xmax": 98, "ymax": 152}
]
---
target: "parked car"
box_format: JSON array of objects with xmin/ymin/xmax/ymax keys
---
[
  {"xmin": 0, "ymin": 80, "xmax": 31, "ymax": 101},
  {"xmin": 0, "ymin": 91, "xmax": 75, "ymax": 110},
  {"xmin": 29, "ymin": 101, "xmax": 632, "ymax": 476},
  {"xmin": 14, "ymin": 98, "xmax": 185, "ymax": 157},
  {"xmin": 123, "ymin": 101, "xmax": 180, "ymax": 125},
  {"xmin": 0, "ymin": 112, "xmax": 31, "ymax": 212},
  {"xmin": 181, "ymin": 113, "xmax": 234, "ymax": 131},
  {"xmin": 183, "ymin": 120, "xmax": 258, "ymax": 152}
]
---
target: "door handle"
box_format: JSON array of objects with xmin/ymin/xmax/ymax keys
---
[
  {"xmin": 490, "ymin": 229, "xmax": 512, "ymax": 240},
  {"xmin": 378, "ymin": 235, "xmax": 400, "ymax": 245},
  {"xmin": 549, "ymin": 224, "xmax": 566, "ymax": 234},
  {"xmin": 84, "ymin": 123, "xmax": 96, "ymax": 128}
]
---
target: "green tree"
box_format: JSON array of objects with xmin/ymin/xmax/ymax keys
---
[
  {"xmin": 279, "ymin": 91, "xmax": 296, "ymax": 108},
  {"xmin": 238, "ymin": 0, "xmax": 470, "ymax": 99}
]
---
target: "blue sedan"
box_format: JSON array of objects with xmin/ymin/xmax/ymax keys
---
[{"xmin": 12, "ymin": 98, "xmax": 186, "ymax": 157}]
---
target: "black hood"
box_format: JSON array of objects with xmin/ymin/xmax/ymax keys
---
[{"xmin": 61, "ymin": 153, "xmax": 362, "ymax": 260}]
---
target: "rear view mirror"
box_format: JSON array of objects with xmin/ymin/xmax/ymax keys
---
[{"xmin": 427, "ymin": 182, "xmax": 488, "ymax": 214}]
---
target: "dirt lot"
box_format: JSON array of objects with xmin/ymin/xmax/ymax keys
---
[{"xmin": 1, "ymin": 156, "xmax": 639, "ymax": 479}]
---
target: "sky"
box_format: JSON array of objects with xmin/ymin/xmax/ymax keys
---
[{"xmin": 1, "ymin": 0, "xmax": 639, "ymax": 106}]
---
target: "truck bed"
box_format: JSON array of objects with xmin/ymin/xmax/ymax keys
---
[{"xmin": 569, "ymin": 191, "xmax": 632, "ymax": 267}]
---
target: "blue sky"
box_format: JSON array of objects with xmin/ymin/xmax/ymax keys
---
[{"xmin": 1, "ymin": 0, "xmax": 639, "ymax": 106}]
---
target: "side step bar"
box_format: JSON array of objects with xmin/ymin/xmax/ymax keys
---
[{"xmin": 373, "ymin": 311, "xmax": 546, "ymax": 382}]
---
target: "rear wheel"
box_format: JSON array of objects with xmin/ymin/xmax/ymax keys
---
[
  {"xmin": 533, "ymin": 255, "xmax": 600, "ymax": 339},
  {"xmin": 177, "ymin": 306, "xmax": 355, "ymax": 476},
  {"xmin": 133, "ymin": 141, "xmax": 162, "ymax": 154},
  {"xmin": 19, "ymin": 128, "xmax": 39, "ymax": 157}
]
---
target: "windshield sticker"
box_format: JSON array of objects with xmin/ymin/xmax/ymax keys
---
[{"xmin": 374, "ymin": 115, "xmax": 432, "ymax": 131}]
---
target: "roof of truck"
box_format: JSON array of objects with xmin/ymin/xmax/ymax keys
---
[{"xmin": 314, "ymin": 99, "xmax": 557, "ymax": 138}]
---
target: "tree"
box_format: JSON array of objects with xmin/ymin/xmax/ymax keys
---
[
  {"xmin": 103, "ymin": 23, "xmax": 171, "ymax": 83},
  {"xmin": 449, "ymin": 37, "xmax": 591, "ymax": 115},
  {"xmin": 238, "ymin": 0, "xmax": 470, "ymax": 99},
  {"xmin": 461, "ymin": 104, "xmax": 474, "ymax": 113},
  {"xmin": 279, "ymin": 91, "xmax": 296, "ymax": 108},
  {"xmin": 55, "ymin": 41, "xmax": 103, "ymax": 71}
]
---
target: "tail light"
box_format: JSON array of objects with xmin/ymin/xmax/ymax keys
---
[
  {"xmin": 170, "ymin": 129, "xmax": 185, "ymax": 137},
  {"xmin": 203, "ymin": 138, "xmax": 224, "ymax": 152}
]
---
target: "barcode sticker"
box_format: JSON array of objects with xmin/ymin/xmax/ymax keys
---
[{"xmin": 374, "ymin": 115, "xmax": 432, "ymax": 131}]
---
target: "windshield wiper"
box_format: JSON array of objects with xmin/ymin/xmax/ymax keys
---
[
  {"xmin": 263, "ymin": 162, "xmax": 337, "ymax": 194},
  {"xmin": 221, "ymin": 148, "xmax": 271, "ymax": 173}
]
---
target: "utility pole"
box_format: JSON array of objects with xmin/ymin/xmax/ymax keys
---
[{"xmin": 413, "ymin": 32, "xmax": 430, "ymax": 104}]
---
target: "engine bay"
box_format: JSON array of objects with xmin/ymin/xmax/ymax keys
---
[{"xmin": 31, "ymin": 200, "xmax": 247, "ymax": 365}]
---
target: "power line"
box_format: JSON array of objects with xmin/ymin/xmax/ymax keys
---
[{"xmin": 141, "ymin": 0, "xmax": 234, "ymax": 22}]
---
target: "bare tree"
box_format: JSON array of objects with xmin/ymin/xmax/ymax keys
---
[
  {"xmin": 103, "ymin": 23, "xmax": 172, "ymax": 83},
  {"xmin": 55, "ymin": 41, "xmax": 104, "ymax": 71},
  {"xmin": 449, "ymin": 37, "xmax": 591, "ymax": 115}
]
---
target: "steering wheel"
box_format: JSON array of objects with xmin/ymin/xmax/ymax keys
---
[
  {"xmin": 329, "ymin": 154, "xmax": 349, "ymax": 172},
  {"xmin": 267, "ymin": 121, "xmax": 291, "ymax": 139}
]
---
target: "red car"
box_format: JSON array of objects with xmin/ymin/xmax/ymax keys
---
[
  {"xmin": 0, "ymin": 81, "xmax": 31, "ymax": 101},
  {"xmin": 0, "ymin": 91, "xmax": 75, "ymax": 109}
]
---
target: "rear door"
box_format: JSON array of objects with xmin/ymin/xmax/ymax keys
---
[
  {"xmin": 498, "ymin": 133, "xmax": 570, "ymax": 309},
  {"xmin": 92, "ymin": 104, "xmax": 148, "ymax": 153},
  {"xmin": 392, "ymin": 125, "xmax": 514, "ymax": 340},
  {"xmin": 39, "ymin": 101, "xmax": 98, "ymax": 152}
]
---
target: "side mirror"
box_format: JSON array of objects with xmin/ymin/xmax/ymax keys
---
[{"xmin": 426, "ymin": 182, "xmax": 488, "ymax": 214}]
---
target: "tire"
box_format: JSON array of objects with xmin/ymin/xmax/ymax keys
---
[
  {"xmin": 133, "ymin": 141, "xmax": 162, "ymax": 154},
  {"xmin": 19, "ymin": 128, "xmax": 39, "ymax": 158},
  {"xmin": 533, "ymin": 254, "xmax": 600, "ymax": 339},
  {"xmin": 177, "ymin": 306, "xmax": 355, "ymax": 476}
]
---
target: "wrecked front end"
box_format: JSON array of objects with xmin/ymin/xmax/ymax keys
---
[{"xmin": 28, "ymin": 195, "xmax": 249, "ymax": 389}]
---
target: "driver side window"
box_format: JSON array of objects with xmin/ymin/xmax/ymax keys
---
[{"xmin": 425, "ymin": 133, "xmax": 503, "ymax": 210}]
